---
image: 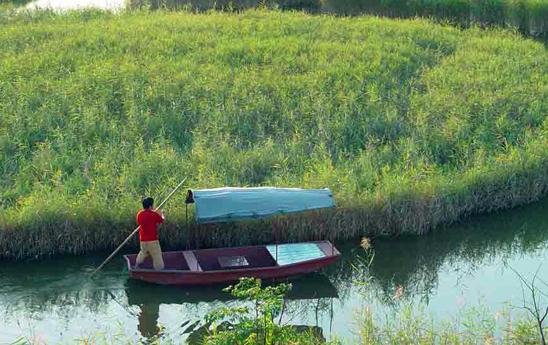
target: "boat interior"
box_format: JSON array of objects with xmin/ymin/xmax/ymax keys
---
[
  {"xmin": 125, "ymin": 242, "xmax": 333, "ymax": 272},
  {"xmin": 194, "ymin": 246, "xmax": 276, "ymax": 271},
  {"xmin": 125, "ymin": 251, "xmax": 190, "ymax": 271}
]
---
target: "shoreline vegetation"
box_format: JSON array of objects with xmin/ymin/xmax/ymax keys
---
[
  {"xmin": 10, "ymin": 309, "xmax": 545, "ymax": 344},
  {"xmin": 7, "ymin": 0, "xmax": 546, "ymax": 39},
  {"xmin": 136, "ymin": 0, "xmax": 548, "ymax": 40},
  {"xmin": 9, "ymin": 305, "xmax": 545, "ymax": 345},
  {"xmin": 0, "ymin": 7, "xmax": 547, "ymax": 260}
]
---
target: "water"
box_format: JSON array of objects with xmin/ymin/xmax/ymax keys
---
[{"xmin": 1, "ymin": 197, "xmax": 547, "ymax": 343}]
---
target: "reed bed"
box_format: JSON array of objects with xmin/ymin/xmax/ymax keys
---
[
  {"xmin": 141, "ymin": 0, "xmax": 548, "ymax": 39},
  {"xmin": 321, "ymin": 0, "xmax": 548, "ymax": 38},
  {"xmin": 0, "ymin": 9, "xmax": 546, "ymax": 260}
]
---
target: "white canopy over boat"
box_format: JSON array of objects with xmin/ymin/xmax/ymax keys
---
[{"xmin": 186, "ymin": 187, "xmax": 335, "ymax": 224}]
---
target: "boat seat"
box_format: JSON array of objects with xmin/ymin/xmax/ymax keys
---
[
  {"xmin": 194, "ymin": 247, "xmax": 276, "ymax": 271},
  {"xmin": 183, "ymin": 251, "xmax": 202, "ymax": 272}
]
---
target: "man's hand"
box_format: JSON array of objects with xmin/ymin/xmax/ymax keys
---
[{"xmin": 158, "ymin": 209, "xmax": 165, "ymax": 219}]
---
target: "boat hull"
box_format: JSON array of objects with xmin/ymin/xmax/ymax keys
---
[{"xmin": 124, "ymin": 241, "xmax": 340, "ymax": 285}]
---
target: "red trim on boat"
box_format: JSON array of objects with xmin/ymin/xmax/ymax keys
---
[{"xmin": 123, "ymin": 241, "xmax": 340, "ymax": 285}]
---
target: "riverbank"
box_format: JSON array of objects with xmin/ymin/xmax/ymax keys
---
[
  {"xmin": 2, "ymin": 198, "xmax": 548, "ymax": 342},
  {"xmin": 0, "ymin": 9, "xmax": 546, "ymax": 260}
]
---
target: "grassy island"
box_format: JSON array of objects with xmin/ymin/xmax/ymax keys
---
[{"xmin": 0, "ymin": 8, "xmax": 546, "ymax": 259}]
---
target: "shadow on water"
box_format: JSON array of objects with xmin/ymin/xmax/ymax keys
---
[{"xmin": 0, "ymin": 197, "xmax": 547, "ymax": 341}]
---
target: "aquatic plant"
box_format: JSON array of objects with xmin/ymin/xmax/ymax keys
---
[
  {"xmin": 198, "ymin": 277, "xmax": 334, "ymax": 345},
  {"xmin": 353, "ymin": 236, "xmax": 545, "ymax": 345},
  {"xmin": 356, "ymin": 304, "xmax": 542, "ymax": 345}
]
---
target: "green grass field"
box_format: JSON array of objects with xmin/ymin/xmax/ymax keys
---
[{"xmin": 0, "ymin": 8, "xmax": 546, "ymax": 259}]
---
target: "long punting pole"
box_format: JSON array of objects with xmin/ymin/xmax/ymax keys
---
[{"xmin": 90, "ymin": 178, "xmax": 187, "ymax": 276}]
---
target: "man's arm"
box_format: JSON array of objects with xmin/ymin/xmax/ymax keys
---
[{"xmin": 156, "ymin": 209, "xmax": 165, "ymax": 223}]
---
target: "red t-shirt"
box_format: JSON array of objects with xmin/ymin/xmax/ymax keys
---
[{"xmin": 137, "ymin": 209, "xmax": 164, "ymax": 242}]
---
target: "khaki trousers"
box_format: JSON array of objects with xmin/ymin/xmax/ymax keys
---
[{"xmin": 136, "ymin": 240, "xmax": 165, "ymax": 270}]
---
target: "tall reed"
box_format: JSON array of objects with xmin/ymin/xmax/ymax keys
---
[
  {"xmin": 139, "ymin": 0, "xmax": 548, "ymax": 38},
  {"xmin": 0, "ymin": 9, "xmax": 546, "ymax": 259}
]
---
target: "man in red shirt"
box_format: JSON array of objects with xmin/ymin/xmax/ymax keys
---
[{"xmin": 135, "ymin": 197, "xmax": 165, "ymax": 270}]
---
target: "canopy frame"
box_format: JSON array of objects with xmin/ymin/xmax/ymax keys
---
[{"xmin": 183, "ymin": 187, "xmax": 336, "ymax": 265}]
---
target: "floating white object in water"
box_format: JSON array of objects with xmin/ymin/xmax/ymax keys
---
[{"xmin": 26, "ymin": 0, "xmax": 125, "ymax": 11}]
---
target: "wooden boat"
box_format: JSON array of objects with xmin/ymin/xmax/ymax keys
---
[
  {"xmin": 125, "ymin": 187, "xmax": 340, "ymax": 285},
  {"xmin": 124, "ymin": 240, "xmax": 340, "ymax": 285}
]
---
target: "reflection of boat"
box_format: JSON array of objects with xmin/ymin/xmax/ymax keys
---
[
  {"xmin": 124, "ymin": 187, "xmax": 340, "ymax": 285},
  {"xmin": 125, "ymin": 272, "xmax": 338, "ymax": 305},
  {"xmin": 125, "ymin": 272, "xmax": 337, "ymax": 341}
]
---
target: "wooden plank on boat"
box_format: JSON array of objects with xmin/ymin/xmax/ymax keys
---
[{"xmin": 183, "ymin": 251, "xmax": 202, "ymax": 272}]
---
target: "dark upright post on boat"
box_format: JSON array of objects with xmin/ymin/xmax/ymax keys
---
[
  {"xmin": 329, "ymin": 217, "xmax": 334, "ymax": 256},
  {"xmin": 272, "ymin": 220, "xmax": 279, "ymax": 263},
  {"xmin": 184, "ymin": 189, "xmax": 200, "ymax": 271},
  {"xmin": 185, "ymin": 190, "xmax": 194, "ymax": 251},
  {"xmin": 331, "ymin": 218, "xmax": 335, "ymax": 256},
  {"xmin": 185, "ymin": 203, "xmax": 189, "ymax": 250}
]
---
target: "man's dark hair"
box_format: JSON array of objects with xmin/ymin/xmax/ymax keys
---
[{"xmin": 142, "ymin": 197, "xmax": 154, "ymax": 209}]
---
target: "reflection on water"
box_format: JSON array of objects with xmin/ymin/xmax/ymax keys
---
[
  {"xmin": 0, "ymin": 197, "xmax": 547, "ymax": 342},
  {"xmin": 126, "ymin": 276, "xmax": 336, "ymax": 341},
  {"xmin": 138, "ymin": 303, "xmax": 160, "ymax": 339},
  {"xmin": 369, "ymin": 197, "xmax": 548, "ymax": 303},
  {"xmin": 125, "ymin": 273, "xmax": 338, "ymax": 306}
]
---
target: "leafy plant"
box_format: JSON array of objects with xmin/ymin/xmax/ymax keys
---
[{"xmin": 201, "ymin": 277, "xmax": 335, "ymax": 345}]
